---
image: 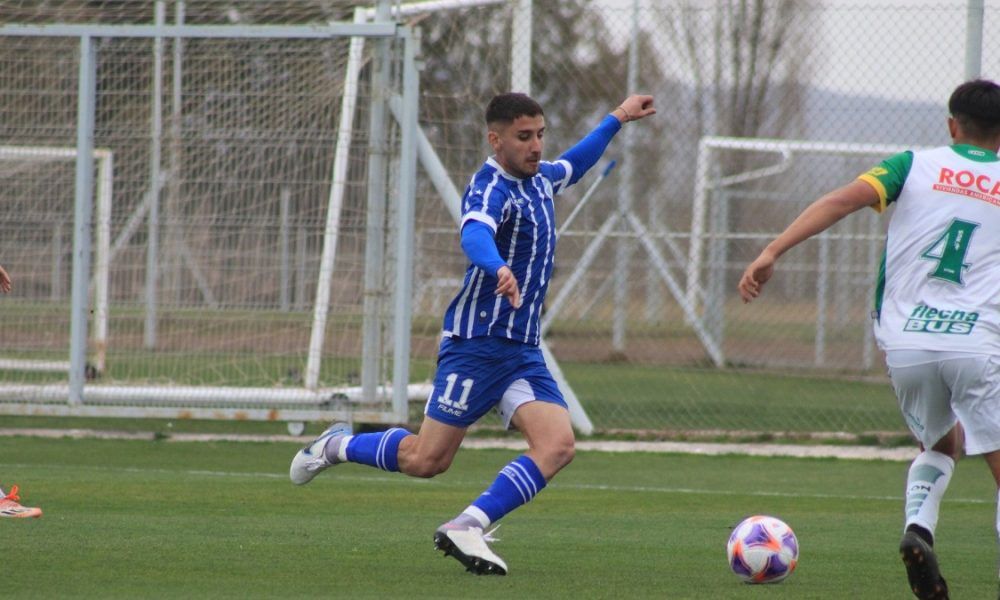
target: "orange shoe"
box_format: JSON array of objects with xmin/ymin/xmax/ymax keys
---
[{"xmin": 0, "ymin": 485, "xmax": 42, "ymax": 518}]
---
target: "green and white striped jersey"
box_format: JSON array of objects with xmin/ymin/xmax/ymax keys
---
[{"xmin": 859, "ymin": 144, "xmax": 1000, "ymax": 354}]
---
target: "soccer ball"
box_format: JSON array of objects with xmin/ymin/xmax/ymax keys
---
[{"xmin": 726, "ymin": 515, "xmax": 799, "ymax": 584}]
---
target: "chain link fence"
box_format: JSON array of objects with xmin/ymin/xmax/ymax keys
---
[
  {"xmin": 0, "ymin": 0, "xmax": 996, "ymax": 435},
  {"xmin": 410, "ymin": 0, "xmax": 997, "ymax": 435}
]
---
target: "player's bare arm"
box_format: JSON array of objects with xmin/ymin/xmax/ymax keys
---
[{"xmin": 738, "ymin": 179, "xmax": 879, "ymax": 303}]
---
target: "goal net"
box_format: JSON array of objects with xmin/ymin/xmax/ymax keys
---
[
  {"xmin": 692, "ymin": 136, "xmax": 920, "ymax": 372},
  {"xmin": 0, "ymin": 11, "xmax": 426, "ymax": 428},
  {"xmin": 0, "ymin": 145, "xmax": 112, "ymax": 374}
]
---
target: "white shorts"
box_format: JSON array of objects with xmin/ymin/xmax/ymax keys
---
[{"xmin": 887, "ymin": 351, "xmax": 1000, "ymax": 455}]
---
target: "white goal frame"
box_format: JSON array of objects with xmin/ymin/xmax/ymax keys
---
[
  {"xmin": 687, "ymin": 136, "xmax": 925, "ymax": 368},
  {"xmin": 0, "ymin": 16, "xmax": 420, "ymax": 429},
  {"xmin": 0, "ymin": 145, "xmax": 112, "ymax": 374}
]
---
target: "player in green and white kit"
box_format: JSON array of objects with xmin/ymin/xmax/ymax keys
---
[{"xmin": 739, "ymin": 79, "xmax": 1000, "ymax": 600}]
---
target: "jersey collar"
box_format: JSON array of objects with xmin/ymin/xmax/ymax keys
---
[
  {"xmin": 950, "ymin": 144, "xmax": 999, "ymax": 162},
  {"xmin": 487, "ymin": 156, "xmax": 534, "ymax": 181}
]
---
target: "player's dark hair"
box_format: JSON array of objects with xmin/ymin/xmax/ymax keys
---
[
  {"xmin": 486, "ymin": 93, "xmax": 543, "ymax": 126},
  {"xmin": 948, "ymin": 79, "xmax": 1000, "ymax": 139}
]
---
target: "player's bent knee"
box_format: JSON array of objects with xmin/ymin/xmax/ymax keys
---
[
  {"xmin": 557, "ymin": 442, "xmax": 576, "ymax": 469},
  {"xmin": 542, "ymin": 438, "xmax": 575, "ymax": 471}
]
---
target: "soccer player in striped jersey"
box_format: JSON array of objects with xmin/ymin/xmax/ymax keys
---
[
  {"xmin": 739, "ymin": 79, "xmax": 1000, "ymax": 600},
  {"xmin": 291, "ymin": 92, "xmax": 655, "ymax": 575}
]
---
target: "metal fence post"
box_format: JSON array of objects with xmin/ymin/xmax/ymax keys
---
[{"xmin": 69, "ymin": 35, "xmax": 98, "ymax": 406}]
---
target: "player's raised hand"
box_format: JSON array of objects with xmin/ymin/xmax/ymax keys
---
[
  {"xmin": 738, "ymin": 251, "xmax": 776, "ymax": 304},
  {"xmin": 614, "ymin": 95, "xmax": 655, "ymax": 123},
  {"xmin": 495, "ymin": 265, "xmax": 521, "ymax": 309}
]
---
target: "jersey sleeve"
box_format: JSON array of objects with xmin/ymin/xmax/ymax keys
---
[
  {"xmin": 538, "ymin": 160, "xmax": 573, "ymax": 196},
  {"xmin": 461, "ymin": 220, "xmax": 507, "ymax": 275},
  {"xmin": 460, "ymin": 176, "xmax": 507, "ymax": 232},
  {"xmin": 551, "ymin": 114, "xmax": 622, "ymax": 193},
  {"xmin": 857, "ymin": 151, "xmax": 913, "ymax": 213}
]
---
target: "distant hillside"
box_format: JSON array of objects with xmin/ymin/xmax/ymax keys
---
[{"xmin": 802, "ymin": 87, "xmax": 949, "ymax": 147}]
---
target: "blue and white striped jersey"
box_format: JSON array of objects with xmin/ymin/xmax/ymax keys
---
[
  {"xmin": 442, "ymin": 114, "xmax": 623, "ymax": 346},
  {"xmin": 442, "ymin": 157, "xmax": 573, "ymax": 345}
]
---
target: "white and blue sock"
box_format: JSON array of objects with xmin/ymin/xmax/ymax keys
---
[
  {"xmin": 331, "ymin": 427, "xmax": 411, "ymax": 472},
  {"xmin": 463, "ymin": 455, "xmax": 547, "ymax": 527},
  {"xmin": 904, "ymin": 450, "xmax": 955, "ymax": 542}
]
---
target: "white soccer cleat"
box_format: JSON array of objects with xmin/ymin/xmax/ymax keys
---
[
  {"xmin": 434, "ymin": 523, "xmax": 507, "ymax": 575},
  {"xmin": 289, "ymin": 421, "xmax": 352, "ymax": 485}
]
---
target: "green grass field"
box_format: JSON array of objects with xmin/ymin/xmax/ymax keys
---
[
  {"xmin": 562, "ymin": 362, "xmax": 900, "ymax": 434},
  {"xmin": 3, "ymin": 436, "xmax": 997, "ymax": 598}
]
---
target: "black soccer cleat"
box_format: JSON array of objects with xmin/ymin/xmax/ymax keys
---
[{"xmin": 900, "ymin": 530, "xmax": 949, "ymax": 599}]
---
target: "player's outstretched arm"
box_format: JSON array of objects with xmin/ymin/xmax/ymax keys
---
[
  {"xmin": 612, "ymin": 95, "xmax": 656, "ymax": 124},
  {"xmin": 557, "ymin": 94, "xmax": 656, "ymax": 189},
  {"xmin": 738, "ymin": 180, "xmax": 879, "ymax": 304}
]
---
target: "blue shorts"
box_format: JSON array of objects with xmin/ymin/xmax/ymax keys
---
[{"xmin": 424, "ymin": 335, "xmax": 566, "ymax": 428}]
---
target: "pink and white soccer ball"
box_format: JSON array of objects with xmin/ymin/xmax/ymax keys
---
[{"xmin": 726, "ymin": 515, "xmax": 799, "ymax": 583}]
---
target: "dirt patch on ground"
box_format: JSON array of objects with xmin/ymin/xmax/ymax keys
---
[{"xmin": 0, "ymin": 428, "xmax": 916, "ymax": 461}]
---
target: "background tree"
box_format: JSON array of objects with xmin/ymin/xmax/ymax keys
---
[
  {"xmin": 659, "ymin": 0, "xmax": 812, "ymax": 144},
  {"xmin": 415, "ymin": 1, "xmax": 668, "ymax": 187}
]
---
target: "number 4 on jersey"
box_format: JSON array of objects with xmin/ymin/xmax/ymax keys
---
[{"xmin": 920, "ymin": 218, "xmax": 979, "ymax": 285}]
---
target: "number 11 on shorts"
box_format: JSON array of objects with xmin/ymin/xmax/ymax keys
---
[{"xmin": 439, "ymin": 373, "xmax": 473, "ymax": 411}]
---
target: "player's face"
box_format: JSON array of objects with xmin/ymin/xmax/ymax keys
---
[{"xmin": 489, "ymin": 115, "xmax": 545, "ymax": 178}]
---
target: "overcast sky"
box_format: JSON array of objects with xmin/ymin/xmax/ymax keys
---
[
  {"xmin": 589, "ymin": 0, "xmax": 996, "ymax": 103},
  {"xmin": 811, "ymin": 0, "xmax": 995, "ymax": 102}
]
